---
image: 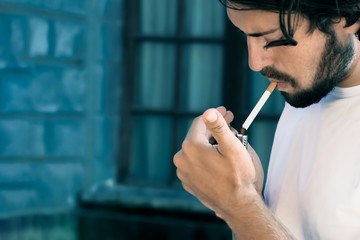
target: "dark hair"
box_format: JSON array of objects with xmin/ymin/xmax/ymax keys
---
[{"xmin": 219, "ymin": 0, "xmax": 360, "ymax": 46}]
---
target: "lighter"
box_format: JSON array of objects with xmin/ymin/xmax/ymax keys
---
[{"xmin": 236, "ymin": 133, "xmax": 248, "ymax": 149}]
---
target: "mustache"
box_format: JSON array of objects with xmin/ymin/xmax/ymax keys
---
[{"xmin": 260, "ymin": 67, "xmax": 297, "ymax": 88}]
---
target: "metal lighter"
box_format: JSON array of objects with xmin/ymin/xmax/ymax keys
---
[{"xmin": 236, "ymin": 133, "xmax": 248, "ymax": 149}]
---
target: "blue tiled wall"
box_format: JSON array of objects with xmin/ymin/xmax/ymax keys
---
[{"xmin": 0, "ymin": 0, "xmax": 123, "ymax": 216}]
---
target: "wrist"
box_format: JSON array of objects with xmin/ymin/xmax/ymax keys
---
[{"xmin": 218, "ymin": 184, "xmax": 260, "ymax": 220}]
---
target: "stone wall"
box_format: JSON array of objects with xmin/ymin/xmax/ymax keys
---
[{"xmin": 0, "ymin": 0, "xmax": 123, "ymax": 218}]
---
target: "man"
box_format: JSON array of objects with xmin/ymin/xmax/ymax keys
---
[{"xmin": 173, "ymin": 0, "xmax": 360, "ymax": 239}]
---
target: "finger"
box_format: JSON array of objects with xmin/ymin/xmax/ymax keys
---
[
  {"xmin": 210, "ymin": 125, "xmax": 239, "ymax": 145},
  {"xmin": 229, "ymin": 126, "xmax": 238, "ymax": 135},
  {"xmin": 184, "ymin": 115, "xmax": 209, "ymax": 145},
  {"xmin": 209, "ymin": 107, "xmax": 234, "ymax": 144},
  {"xmin": 205, "ymin": 107, "xmax": 226, "ymax": 142},
  {"xmin": 247, "ymin": 144, "xmax": 264, "ymax": 193},
  {"xmin": 215, "ymin": 107, "xmax": 234, "ymax": 124},
  {"xmin": 216, "ymin": 106, "xmax": 226, "ymax": 116},
  {"xmin": 247, "ymin": 144, "xmax": 260, "ymax": 163},
  {"xmin": 223, "ymin": 110, "xmax": 234, "ymax": 124},
  {"xmin": 173, "ymin": 150, "xmax": 183, "ymax": 169},
  {"xmin": 247, "ymin": 144, "xmax": 255, "ymax": 157},
  {"xmin": 202, "ymin": 108, "xmax": 241, "ymax": 154},
  {"xmin": 215, "ymin": 212, "xmax": 224, "ymax": 219}
]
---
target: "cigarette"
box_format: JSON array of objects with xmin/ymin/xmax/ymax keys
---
[{"xmin": 241, "ymin": 82, "xmax": 277, "ymax": 133}]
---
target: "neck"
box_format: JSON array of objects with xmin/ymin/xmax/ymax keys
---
[{"xmin": 338, "ymin": 37, "xmax": 360, "ymax": 88}]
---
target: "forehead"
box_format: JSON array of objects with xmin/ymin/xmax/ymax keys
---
[{"xmin": 227, "ymin": 7, "xmax": 280, "ymax": 33}]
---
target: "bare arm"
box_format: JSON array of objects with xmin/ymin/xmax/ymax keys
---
[
  {"xmin": 226, "ymin": 188, "xmax": 294, "ymax": 239},
  {"xmin": 173, "ymin": 107, "xmax": 294, "ymax": 239}
]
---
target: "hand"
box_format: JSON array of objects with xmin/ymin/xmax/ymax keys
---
[
  {"xmin": 247, "ymin": 144, "xmax": 264, "ymax": 194},
  {"xmin": 217, "ymin": 129, "xmax": 264, "ymax": 195},
  {"xmin": 223, "ymin": 127, "xmax": 264, "ymax": 194},
  {"xmin": 173, "ymin": 107, "xmax": 257, "ymax": 216}
]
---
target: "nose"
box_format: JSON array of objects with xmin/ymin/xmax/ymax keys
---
[{"xmin": 247, "ymin": 37, "xmax": 274, "ymax": 72}]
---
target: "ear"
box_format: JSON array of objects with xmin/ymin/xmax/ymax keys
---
[
  {"xmin": 343, "ymin": 4, "xmax": 360, "ymax": 35},
  {"xmin": 343, "ymin": 19, "xmax": 360, "ymax": 35}
]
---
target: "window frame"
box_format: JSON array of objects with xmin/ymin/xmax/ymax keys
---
[
  {"xmin": 118, "ymin": 0, "xmax": 232, "ymax": 186},
  {"xmin": 118, "ymin": 0, "xmax": 281, "ymax": 187}
]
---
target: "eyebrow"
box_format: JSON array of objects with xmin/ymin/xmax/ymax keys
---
[{"xmin": 244, "ymin": 28, "xmax": 278, "ymax": 37}]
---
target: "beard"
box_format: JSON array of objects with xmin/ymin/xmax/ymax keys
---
[{"xmin": 260, "ymin": 29, "xmax": 355, "ymax": 108}]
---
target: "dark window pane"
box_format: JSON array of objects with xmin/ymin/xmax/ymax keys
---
[
  {"xmin": 180, "ymin": 44, "xmax": 224, "ymax": 111},
  {"xmin": 183, "ymin": 0, "xmax": 225, "ymax": 37},
  {"xmin": 139, "ymin": 0, "xmax": 178, "ymax": 36},
  {"xmin": 135, "ymin": 43, "xmax": 176, "ymax": 109},
  {"xmin": 130, "ymin": 115, "xmax": 173, "ymax": 184}
]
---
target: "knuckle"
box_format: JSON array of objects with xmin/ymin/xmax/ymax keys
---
[
  {"xmin": 176, "ymin": 169, "xmax": 182, "ymax": 180},
  {"xmin": 181, "ymin": 140, "xmax": 193, "ymax": 153},
  {"xmin": 173, "ymin": 151, "xmax": 185, "ymax": 168},
  {"xmin": 191, "ymin": 115, "xmax": 202, "ymax": 125},
  {"xmin": 216, "ymin": 106, "xmax": 226, "ymax": 115},
  {"xmin": 182, "ymin": 139, "xmax": 204, "ymax": 155},
  {"xmin": 182, "ymin": 184, "xmax": 193, "ymax": 195},
  {"xmin": 210, "ymin": 121, "xmax": 227, "ymax": 135},
  {"xmin": 173, "ymin": 153, "xmax": 180, "ymax": 167}
]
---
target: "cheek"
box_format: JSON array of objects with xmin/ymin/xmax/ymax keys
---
[
  {"xmin": 274, "ymin": 48, "xmax": 315, "ymax": 88},
  {"xmin": 299, "ymin": 54, "xmax": 320, "ymax": 86},
  {"xmin": 284, "ymin": 41, "xmax": 325, "ymax": 88},
  {"xmin": 299, "ymin": 34, "xmax": 328, "ymax": 83}
]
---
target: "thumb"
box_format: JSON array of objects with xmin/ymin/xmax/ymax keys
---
[{"xmin": 202, "ymin": 108, "xmax": 240, "ymax": 154}]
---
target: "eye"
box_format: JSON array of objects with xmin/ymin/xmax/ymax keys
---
[
  {"xmin": 264, "ymin": 38, "xmax": 288, "ymax": 49},
  {"xmin": 264, "ymin": 37, "xmax": 297, "ymax": 49}
]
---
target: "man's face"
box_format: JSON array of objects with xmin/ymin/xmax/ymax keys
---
[{"xmin": 227, "ymin": 7, "xmax": 356, "ymax": 108}]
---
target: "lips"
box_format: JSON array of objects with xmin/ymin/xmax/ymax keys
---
[
  {"xmin": 276, "ymin": 81, "xmax": 288, "ymax": 91},
  {"xmin": 269, "ymin": 79, "xmax": 287, "ymax": 91}
]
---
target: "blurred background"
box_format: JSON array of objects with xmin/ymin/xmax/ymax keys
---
[{"xmin": 0, "ymin": 0, "xmax": 284, "ymax": 239}]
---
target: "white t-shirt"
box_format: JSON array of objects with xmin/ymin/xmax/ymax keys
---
[{"xmin": 265, "ymin": 86, "xmax": 360, "ymax": 239}]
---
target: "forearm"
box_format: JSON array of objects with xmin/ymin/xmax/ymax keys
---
[{"xmin": 223, "ymin": 188, "xmax": 295, "ymax": 240}]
